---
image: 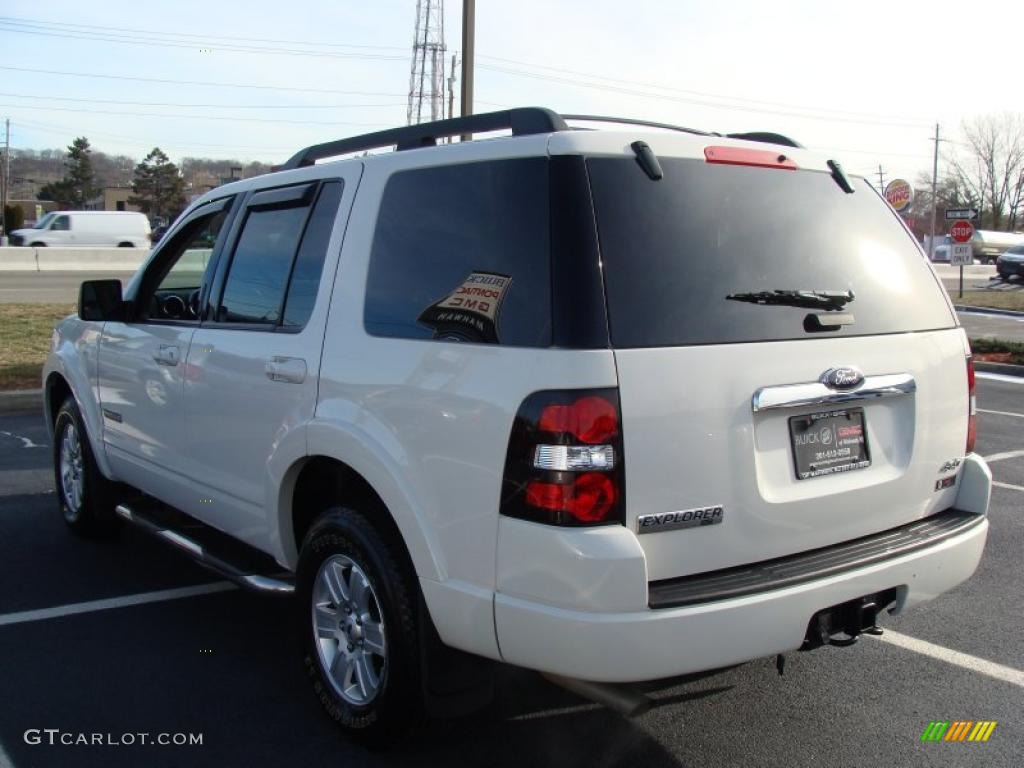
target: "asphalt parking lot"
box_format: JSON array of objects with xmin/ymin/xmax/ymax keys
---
[{"xmin": 0, "ymin": 377, "xmax": 1021, "ymax": 768}]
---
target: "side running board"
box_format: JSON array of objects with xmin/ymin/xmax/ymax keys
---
[{"xmin": 115, "ymin": 502, "xmax": 295, "ymax": 595}]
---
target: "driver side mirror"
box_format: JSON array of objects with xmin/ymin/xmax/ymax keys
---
[{"xmin": 79, "ymin": 279, "xmax": 125, "ymax": 322}]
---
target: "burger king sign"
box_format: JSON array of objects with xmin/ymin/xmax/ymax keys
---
[{"xmin": 884, "ymin": 179, "xmax": 914, "ymax": 213}]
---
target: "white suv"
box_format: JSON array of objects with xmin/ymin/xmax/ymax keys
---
[{"xmin": 43, "ymin": 108, "xmax": 991, "ymax": 744}]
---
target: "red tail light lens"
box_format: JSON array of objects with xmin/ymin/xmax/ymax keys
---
[
  {"xmin": 502, "ymin": 389, "xmax": 625, "ymax": 527},
  {"xmin": 525, "ymin": 473, "xmax": 618, "ymax": 523},
  {"xmin": 966, "ymin": 356, "xmax": 977, "ymax": 454},
  {"xmin": 538, "ymin": 396, "xmax": 618, "ymax": 444}
]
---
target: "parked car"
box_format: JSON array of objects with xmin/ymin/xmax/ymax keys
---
[
  {"xmin": 43, "ymin": 108, "xmax": 990, "ymax": 745},
  {"xmin": 931, "ymin": 244, "xmax": 951, "ymax": 263},
  {"xmin": 971, "ymin": 229, "xmax": 1024, "ymax": 264},
  {"xmin": 996, "ymin": 244, "xmax": 1024, "ymax": 279},
  {"xmin": 8, "ymin": 211, "xmax": 150, "ymax": 248}
]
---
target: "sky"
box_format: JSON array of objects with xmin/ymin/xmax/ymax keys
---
[{"xmin": 1, "ymin": 0, "xmax": 1022, "ymax": 186}]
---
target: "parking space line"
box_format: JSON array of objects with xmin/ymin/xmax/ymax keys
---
[
  {"xmin": 976, "ymin": 372, "xmax": 1024, "ymax": 384},
  {"xmin": 878, "ymin": 630, "xmax": 1024, "ymax": 689},
  {"xmin": 993, "ymin": 481, "xmax": 1024, "ymax": 492},
  {"xmin": 0, "ymin": 582, "xmax": 236, "ymax": 628},
  {"xmin": 982, "ymin": 449, "xmax": 1024, "ymax": 463},
  {"xmin": 978, "ymin": 408, "xmax": 1024, "ymax": 419}
]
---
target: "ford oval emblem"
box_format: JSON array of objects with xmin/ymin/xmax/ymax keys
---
[{"xmin": 820, "ymin": 366, "xmax": 864, "ymax": 390}]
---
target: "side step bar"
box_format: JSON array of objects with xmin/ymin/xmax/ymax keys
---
[{"xmin": 115, "ymin": 503, "xmax": 295, "ymax": 595}]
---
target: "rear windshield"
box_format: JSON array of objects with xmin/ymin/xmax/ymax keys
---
[{"xmin": 587, "ymin": 157, "xmax": 956, "ymax": 347}]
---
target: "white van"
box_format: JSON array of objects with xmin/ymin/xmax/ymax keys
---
[{"xmin": 10, "ymin": 211, "xmax": 150, "ymax": 248}]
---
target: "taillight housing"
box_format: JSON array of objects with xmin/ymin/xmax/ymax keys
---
[
  {"xmin": 966, "ymin": 355, "xmax": 977, "ymax": 454},
  {"xmin": 501, "ymin": 389, "xmax": 625, "ymax": 526}
]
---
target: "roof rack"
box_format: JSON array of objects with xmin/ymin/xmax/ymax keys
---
[
  {"xmin": 281, "ymin": 107, "xmax": 567, "ymax": 169},
  {"xmin": 280, "ymin": 108, "xmax": 804, "ymax": 171},
  {"xmin": 725, "ymin": 131, "xmax": 803, "ymax": 149},
  {"xmin": 562, "ymin": 114, "xmax": 714, "ymax": 138}
]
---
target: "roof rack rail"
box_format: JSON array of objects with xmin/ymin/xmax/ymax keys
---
[
  {"xmin": 281, "ymin": 107, "xmax": 567, "ymax": 170},
  {"xmin": 725, "ymin": 131, "xmax": 803, "ymax": 149},
  {"xmin": 561, "ymin": 114, "xmax": 715, "ymax": 138}
]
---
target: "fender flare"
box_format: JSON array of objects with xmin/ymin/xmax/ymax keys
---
[{"xmin": 276, "ymin": 417, "xmax": 445, "ymax": 582}]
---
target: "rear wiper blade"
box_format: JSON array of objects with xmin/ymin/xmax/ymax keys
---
[{"xmin": 726, "ymin": 289, "xmax": 855, "ymax": 310}]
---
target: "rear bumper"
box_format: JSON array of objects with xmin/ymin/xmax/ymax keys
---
[{"xmin": 494, "ymin": 514, "xmax": 988, "ymax": 682}]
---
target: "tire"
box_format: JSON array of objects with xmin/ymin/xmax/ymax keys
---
[
  {"xmin": 52, "ymin": 397, "xmax": 119, "ymax": 536},
  {"xmin": 298, "ymin": 507, "xmax": 422, "ymax": 747}
]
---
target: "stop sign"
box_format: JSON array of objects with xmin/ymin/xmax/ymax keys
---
[{"xmin": 950, "ymin": 219, "xmax": 974, "ymax": 243}]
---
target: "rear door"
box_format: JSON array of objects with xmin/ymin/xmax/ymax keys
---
[
  {"xmin": 181, "ymin": 174, "xmax": 355, "ymax": 549},
  {"xmin": 587, "ymin": 153, "xmax": 967, "ymax": 582}
]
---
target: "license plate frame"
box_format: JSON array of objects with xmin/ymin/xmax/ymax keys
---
[{"xmin": 789, "ymin": 408, "xmax": 870, "ymax": 480}]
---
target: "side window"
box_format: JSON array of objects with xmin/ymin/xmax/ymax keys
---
[
  {"xmin": 216, "ymin": 181, "xmax": 342, "ymax": 329},
  {"xmin": 282, "ymin": 181, "xmax": 343, "ymax": 329},
  {"xmin": 140, "ymin": 207, "xmax": 229, "ymax": 322},
  {"xmin": 51, "ymin": 215, "xmax": 70, "ymax": 231},
  {"xmin": 364, "ymin": 158, "xmax": 551, "ymax": 346}
]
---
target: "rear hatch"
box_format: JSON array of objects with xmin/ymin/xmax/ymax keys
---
[{"xmin": 587, "ymin": 150, "xmax": 968, "ymax": 582}]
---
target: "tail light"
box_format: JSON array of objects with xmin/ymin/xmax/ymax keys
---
[
  {"xmin": 966, "ymin": 355, "xmax": 977, "ymax": 454},
  {"xmin": 501, "ymin": 389, "xmax": 625, "ymax": 526}
]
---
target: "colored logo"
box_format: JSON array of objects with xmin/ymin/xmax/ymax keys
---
[
  {"xmin": 920, "ymin": 721, "xmax": 997, "ymax": 742},
  {"xmin": 884, "ymin": 179, "xmax": 914, "ymax": 213}
]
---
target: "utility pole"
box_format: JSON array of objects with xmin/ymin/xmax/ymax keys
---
[
  {"xmin": 928, "ymin": 123, "xmax": 942, "ymax": 260},
  {"xmin": 460, "ymin": 0, "xmax": 475, "ymax": 140},
  {"xmin": 1, "ymin": 118, "xmax": 8, "ymax": 245},
  {"xmin": 448, "ymin": 53, "xmax": 458, "ymax": 121},
  {"xmin": 875, "ymin": 164, "xmax": 887, "ymax": 194}
]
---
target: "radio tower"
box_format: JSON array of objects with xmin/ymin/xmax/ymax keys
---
[{"xmin": 407, "ymin": 0, "xmax": 447, "ymax": 125}]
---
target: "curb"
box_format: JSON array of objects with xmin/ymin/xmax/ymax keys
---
[
  {"xmin": 974, "ymin": 361, "xmax": 1024, "ymax": 378},
  {"xmin": 955, "ymin": 305, "xmax": 1024, "ymax": 319},
  {"xmin": 0, "ymin": 389, "xmax": 43, "ymax": 414}
]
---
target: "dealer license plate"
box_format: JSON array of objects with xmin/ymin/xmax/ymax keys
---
[{"xmin": 789, "ymin": 408, "xmax": 870, "ymax": 480}]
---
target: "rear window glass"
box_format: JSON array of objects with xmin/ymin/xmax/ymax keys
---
[
  {"xmin": 364, "ymin": 158, "xmax": 550, "ymax": 346},
  {"xmin": 587, "ymin": 157, "xmax": 955, "ymax": 347}
]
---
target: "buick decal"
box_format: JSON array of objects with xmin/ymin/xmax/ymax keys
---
[
  {"xmin": 637, "ymin": 505, "xmax": 724, "ymax": 534},
  {"xmin": 820, "ymin": 366, "xmax": 864, "ymax": 391}
]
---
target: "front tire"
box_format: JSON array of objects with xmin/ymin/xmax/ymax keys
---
[
  {"xmin": 298, "ymin": 508, "xmax": 422, "ymax": 746},
  {"xmin": 53, "ymin": 397, "xmax": 119, "ymax": 536}
]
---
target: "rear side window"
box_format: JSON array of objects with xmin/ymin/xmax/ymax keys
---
[
  {"xmin": 217, "ymin": 181, "xmax": 341, "ymax": 328},
  {"xmin": 364, "ymin": 158, "xmax": 551, "ymax": 346},
  {"xmin": 587, "ymin": 157, "xmax": 956, "ymax": 347}
]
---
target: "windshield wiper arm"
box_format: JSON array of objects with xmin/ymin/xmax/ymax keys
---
[{"xmin": 726, "ymin": 289, "xmax": 855, "ymax": 310}]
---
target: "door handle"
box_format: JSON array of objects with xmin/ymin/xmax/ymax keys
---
[
  {"xmin": 153, "ymin": 344, "xmax": 180, "ymax": 366},
  {"xmin": 265, "ymin": 356, "xmax": 307, "ymax": 384}
]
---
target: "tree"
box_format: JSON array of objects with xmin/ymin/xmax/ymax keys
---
[
  {"xmin": 946, "ymin": 113, "xmax": 1024, "ymax": 231},
  {"xmin": 34, "ymin": 137, "xmax": 98, "ymax": 208},
  {"xmin": 129, "ymin": 148, "xmax": 186, "ymax": 221}
]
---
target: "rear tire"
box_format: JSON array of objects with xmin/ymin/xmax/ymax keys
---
[
  {"xmin": 297, "ymin": 507, "xmax": 423, "ymax": 747},
  {"xmin": 53, "ymin": 397, "xmax": 119, "ymax": 536}
]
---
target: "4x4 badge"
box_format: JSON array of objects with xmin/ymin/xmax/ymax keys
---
[{"xmin": 820, "ymin": 366, "xmax": 864, "ymax": 391}]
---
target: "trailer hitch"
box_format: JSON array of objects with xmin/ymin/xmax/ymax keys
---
[{"xmin": 801, "ymin": 589, "xmax": 895, "ymax": 651}]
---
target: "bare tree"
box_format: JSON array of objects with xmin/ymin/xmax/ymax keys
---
[{"xmin": 946, "ymin": 113, "xmax": 1024, "ymax": 231}]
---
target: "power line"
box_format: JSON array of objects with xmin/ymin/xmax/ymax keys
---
[
  {"xmin": 0, "ymin": 92, "xmax": 407, "ymax": 110},
  {"xmin": 0, "ymin": 65, "xmax": 405, "ymax": 96},
  {"xmin": 477, "ymin": 54, "xmax": 931, "ymax": 126},
  {"xmin": 0, "ymin": 103, "xmax": 393, "ymax": 128},
  {"xmin": 0, "ymin": 22, "xmax": 407, "ymax": 61},
  {"xmin": 477, "ymin": 63, "xmax": 929, "ymax": 128},
  {"xmin": 0, "ymin": 15, "xmax": 408, "ymax": 51}
]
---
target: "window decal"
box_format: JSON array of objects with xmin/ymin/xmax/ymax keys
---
[{"xmin": 417, "ymin": 271, "xmax": 512, "ymax": 343}]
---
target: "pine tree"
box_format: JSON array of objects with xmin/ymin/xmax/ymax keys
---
[
  {"xmin": 65, "ymin": 137, "xmax": 98, "ymax": 207},
  {"xmin": 129, "ymin": 148, "xmax": 187, "ymax": 222},
  {"xmin": 36, "ymin": 137, "xmax": 98, "ymax": 208}
]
